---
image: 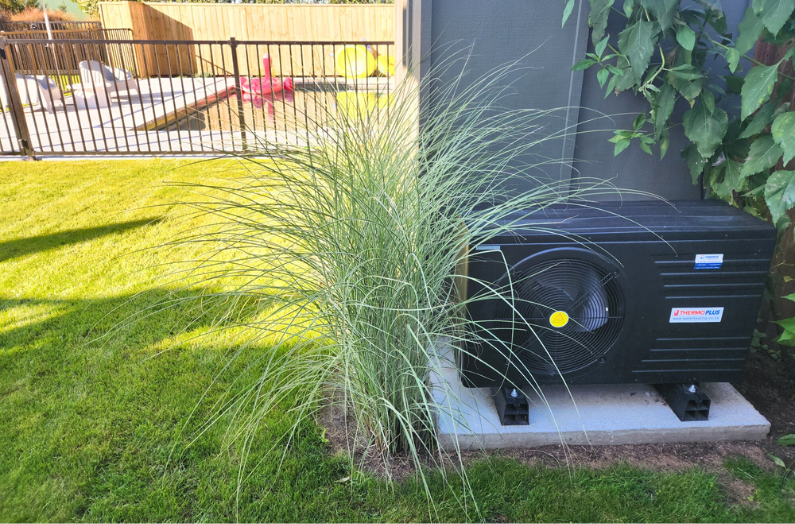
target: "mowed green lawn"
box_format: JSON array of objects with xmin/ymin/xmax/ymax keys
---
[{"xmin": 1, "ymin": 159, "xmax": 794, "ymax": 522}]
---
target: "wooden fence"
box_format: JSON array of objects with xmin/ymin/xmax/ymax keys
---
[{"xmin": 98, "ymin": 2, "xmax": 395, "ymax": 77}]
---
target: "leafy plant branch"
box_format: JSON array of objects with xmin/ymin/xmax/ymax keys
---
[{"xmin": 564, "ymin": 0, "xmax": 795, "ymax": 349}]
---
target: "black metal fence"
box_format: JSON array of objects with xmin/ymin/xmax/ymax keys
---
[
  {"xmin": 0, "ymin": 28, "xmax": 132, "ymax": 41},
  {"xmin": 0, "ymin": 37, "xmax": 395, "ymax": 157},
  {"xmin": 5, "ymin": 29, "xmax": 134, "ymax": 76},
  {"xmin": 0, "ymin": 21, "xmax": 102, "ymax": 32}
]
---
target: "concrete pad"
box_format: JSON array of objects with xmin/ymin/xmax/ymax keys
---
[{"xmin": 431, "ymin": 350, "xmax": 770, "ymax": 450}]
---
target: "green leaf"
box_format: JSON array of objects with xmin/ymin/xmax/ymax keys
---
[
  {"xmin": 736, "ymin": 7, "xmax": 766, "ymax": 55},
  {"xmin": 668, "ymin": 65, "xmax": 706, "ymax": 81},
  {"xmin": 777, "ymin": 433, "xmax": 795, "ymax": 446},
  {"xmin": 725, "ymin": 47, "xmax": 741, "ymax": 73},
  {"xmin": 680, "ymin": 7, "xmax": 705, "ymax": 26},
  {"xmin": 614, "ymin": 137, "xmax": 632, "ymax": 155},
  {"xmin": 777, "ymin": 332, "xmax": 795, "ymax": 345},
  {"xmin": 752, "ymin": 0, "xmax": 795, "ymax": 36},
  {"xmin": 640, "ymin": 140, "xmax": 653, "ymax": 154},
  {"xmin": 739, "ymin": 100, "xmax": 777, "ymax": 139},
  {"xmin": 668, "ymin": 66, "xmax": 707, "ymax": 101},
  {"xmin": 641, "ymin": 0, "xmax": 679, "ymax": 32},
  {"xmin": 742, "ymin": 134, "xmax": 783, "ymax": 178},
  {"xmin": 726, "ymin": 75, "xmax": 745, "ymax": 95},
  {"xmin": 623, "ymin": 0, "xmax": 634, "ymax": 18},
  {"xmin": 613, "ymin": 55, "xmax": 637, "ymax": 93},
  {"xmin": 660, "ymin": 128, "xmax": 670, "ymax": 159},
  {"xmin": 702, "ymin": 89, "xmax": 716, "ymax": 114},
  {"xmin": 683, "ymin": 104, "xmax": 729, "ymax": 158},
  {"xmin": 633, "ymin": 112, "xmax": 647, "ymax": 131},
  {"xmin": 683, "ymin": 143, "xmax": 707, "ymax": 182},
  {"xmin": 765, "ymin": 170, "xmax": 795, "ymax": 226},
  {"xmin": 676, "ymin": 26, "xmax": 697, "ymax": 51},
  {"xmin": 572, "ymin": 58, "xmax": 596, "ymax": 71},
  {"xmin": 710, "ymin": 84, "xmax": 727, "ymax": 96},
  {"xmin": 606, "ymin": 74, "xmax": 619, "ymax": 97},
  {"xmin": 655, "ymin": 83, "xmax": 676, "ymax": 140},
  {"xmin": 618, "ymin": 20, "xmax": 660, "ymax": 84},
  {"xmin": 597, "ymin": 68, "xmax": 610, "ymax": 87},
  {"xmin": 781, "ymin": 318, "xmax": 795, "ymax": 332},
  {"xmin": 595, "ymin": 36, "xmax": 610, "ymax": 58},
  {"xmin": 563, "ymin": 0, "xmax": 576, "ymax": 26},
  {"xmin": 590, "ymin": 0, "xmax": 617, "ymax": 45},
  {"xmin": 771, "ymin": 111, "xmax": 795, "ymax": 164},
  {"xmin": 741, "ymin": 62, "xmax": 780, "ymax": 120},
  {"xmin": 714, "ymin": 159, "xmax": 744, "ymax": 200},
  {"xmin": 783, "ymin": 292, "xmax": 795, "ymax": 302},
  {"xmin": 768, "ymin": 453, "xmax": 786, "ymax": 468},
  {"xmin": 704, "ymin": 5, "xmax": 728, "ymax": 34}
]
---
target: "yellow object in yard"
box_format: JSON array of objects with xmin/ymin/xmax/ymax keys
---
[
  {"xmin": 335, "ymin": 45, "xmax": 377, "ymax": 78},
  {"xmin": 336, "ymin": 91, "xmax": 377, "ymax": 118},
  {"xmin": 376, "ymin": 55, "xmax": 395, "ymax": 77}
]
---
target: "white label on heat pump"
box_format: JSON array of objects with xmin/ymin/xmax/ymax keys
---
[
  {"xmin": 669, "ymin": 307, "xmax": 724, "ymax": 323},
  {"xmin": 694, "ymin": 253, "xmax": 723, "ymax": 269}
]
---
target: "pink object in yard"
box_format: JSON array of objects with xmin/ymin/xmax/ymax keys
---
[
  {"xmin": 240, "ymin": 54, "xmax": 294, "ymax": 96},
  {"xmin": 240, "ymin": 76, "xmax": 294, "ymax": 95},
  {"xmin": 262, "ymin": 54, "xmax": 272, "ymax": 81}
]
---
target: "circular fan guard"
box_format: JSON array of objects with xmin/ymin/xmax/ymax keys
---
[{"xmin": 492, "ymin": 258, "xmax": 625, "ymax": 375}]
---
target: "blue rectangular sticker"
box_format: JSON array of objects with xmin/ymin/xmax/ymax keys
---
[{"xmin": 694, "ymin": 254, "xmax": 723, "ymax": 270}]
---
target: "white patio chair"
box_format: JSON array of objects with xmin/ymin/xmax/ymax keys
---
[
  {"xmin": 0, "ymin": 73, "xmax": 35, "ymax": 106},
  {"xmin": 32, "ymin": 76, "xmax": 63, "ymax": 114},
  {"xmin": 78, "ymin": 60, "xmax": 139, "ymax": 100},
  {"xmin": 0, "ymin": 73, "xmax": 61, "ymax": 113}
]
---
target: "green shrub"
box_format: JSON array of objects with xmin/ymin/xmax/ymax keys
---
[{"xmin": 175, "ymin": 54, "xmax": 648, "ymax": 513}]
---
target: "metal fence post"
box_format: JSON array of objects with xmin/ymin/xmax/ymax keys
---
[
  {"xmin": 0, "ymin": 37, "xmax": 35, "ymax": 159},
  {"xmin": 229, "ymin": 37, "xmax": 247, "ymax": 151}
]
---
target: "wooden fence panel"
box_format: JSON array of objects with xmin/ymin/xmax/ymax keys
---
[
  {"xmin": 99, "ymin": 2, "xmax": 394, "ymax": 41},
  {"xmin": 98, "ymin": 2, "xmax": 394, "ymax": 78}
]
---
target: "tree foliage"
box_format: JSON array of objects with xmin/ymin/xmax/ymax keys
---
[{"xmin": 0, "ymin": 0, "xmax": 40, "ymax": 15}]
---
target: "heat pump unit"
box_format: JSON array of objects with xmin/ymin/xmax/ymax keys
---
[{"xmin": 458, "ymin": 201, "xmax": 775, "ymax": 421}]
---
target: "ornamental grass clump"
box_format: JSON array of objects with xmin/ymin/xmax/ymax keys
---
[{"xmin": 176, "ymin": 56, "xmax": 635, "ymax": 500}]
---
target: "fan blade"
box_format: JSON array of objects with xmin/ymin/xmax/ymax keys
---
[{"xmin": 571, "ymin": 265, "xmax": 609, "ymax": 332}]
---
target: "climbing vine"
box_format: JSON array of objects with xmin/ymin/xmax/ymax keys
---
[{"xmin": 563, "ymin": 0, "xmax": 795, "ymax": 346}]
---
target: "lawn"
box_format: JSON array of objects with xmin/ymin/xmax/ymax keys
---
[{"xmin": 1, "ymin": 159, "xmax": 794, "ymax": 522}]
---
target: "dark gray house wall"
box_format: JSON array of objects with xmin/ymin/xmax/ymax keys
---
[{"xmin": 413, "ymin": 0, "xmax": 750, "ymax": 200}]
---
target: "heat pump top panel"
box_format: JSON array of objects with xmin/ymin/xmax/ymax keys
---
[
  {"xmin": 480, "ymin": 200, "xmax": 775, "ymax": 240},
  {"xmin": 459, "ymin": 200, "xmax": 776, "ymax": 388}
]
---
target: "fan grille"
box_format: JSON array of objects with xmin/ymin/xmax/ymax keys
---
[{"xmin": 492, "ymin": 258, "xmax": 625, "ymax": 375}]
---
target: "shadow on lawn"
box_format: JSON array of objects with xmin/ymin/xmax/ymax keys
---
[
  {"xmin": 0, "ymin": 287, "xmax": 275, "ymax": 354},
  {"xmin": 0, "ymin": 218, "xmax": 164, "ymax": 263}
]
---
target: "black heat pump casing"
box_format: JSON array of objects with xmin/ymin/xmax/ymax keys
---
[{"xmin": 458, "ymin": 200, "xmax": 776, "ymax": 388}]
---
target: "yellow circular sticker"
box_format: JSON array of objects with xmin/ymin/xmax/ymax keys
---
[{"xmin": 549, "ymin": 311, "xmax": 569, "ymax": 328}]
